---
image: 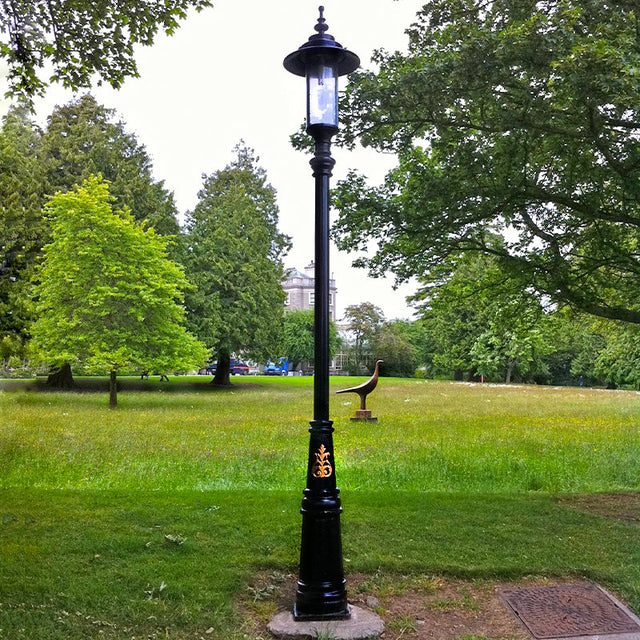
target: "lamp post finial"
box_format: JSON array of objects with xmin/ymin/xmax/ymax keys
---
[{"xmin": 315, "ymin": 6, "xmax": 328, "ymax": 35}]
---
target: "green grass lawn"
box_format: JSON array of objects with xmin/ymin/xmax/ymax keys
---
[{"xmin": 1, "ymin": 377, "xmax": 639, "ymax": 639}]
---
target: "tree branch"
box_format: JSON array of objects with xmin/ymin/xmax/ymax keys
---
[{"xmin": 523, "ymin": 184, "xmax": 640, "ymax": 227}]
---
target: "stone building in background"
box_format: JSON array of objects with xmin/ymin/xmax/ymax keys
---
[
  {"xmin": 282, "ymin": 262, "xmax": 337, "ymax": 320},
  {"xmin": 282, "ymin": 263, "xmax": 347, "ymax": 374}
]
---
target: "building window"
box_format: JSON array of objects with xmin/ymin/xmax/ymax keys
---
[
  {"xmin": 309, "ymin": 292, "xmax": 315, "ymax": 307},
  {"xmin": 284, "ymin": 291, "xmax": 290, "ymax": 306}
]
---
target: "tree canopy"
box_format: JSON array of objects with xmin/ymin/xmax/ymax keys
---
[
  {"xmin": 184, "ymin": 144, "xmax": 291, "ymax": 385},
  {"xmin": 0, "ymin": 0, "xmax": 212, "ymax": 102},
  {"xmin": 0, "ymin": 106, "xmax": 46, "ymax": 349},
  {"xmin": 31, "ymin": 176, "xmax": 207, "ymax": 407},
  {"xmin": 334, "ymin": 0, "xmax": 640, "ymax": 325},
  {"xmin": 415, "ymin": 248, "xmax": 551, "ymax": 382},
  {"xmin": 342, "ymin": 302, "xmax": 385, "ymax": 374},
  {"xmin": 372, "ymin": 320, "xmax": 417, "ymax": 378},
  {"xmin": 41, "ymin": 94, "xmax": 180, "ymax": 238},
  {"xmin": 0, "ymin": 95, "xmax": 183, "ymax": 363}
]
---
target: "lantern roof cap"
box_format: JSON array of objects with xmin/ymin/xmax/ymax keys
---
[{"xmin": 283, "ymin": 6, "xmax": 360, "ymax": 77}]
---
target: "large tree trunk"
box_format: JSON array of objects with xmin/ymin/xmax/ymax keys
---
[
  {"xmin": 505, "ymin": 359, "xmax": 516, "ymax": 384},
  {"xmin": 109, "ymin": 370, "xmax": 118, "ymax": 409},
  {"xmin": 47, "ymin": 362, "xmax": 74, "ymax": 388},
  {"xmin": 212, "ymin": 350, "xmax": 231, "ymax": 386}
]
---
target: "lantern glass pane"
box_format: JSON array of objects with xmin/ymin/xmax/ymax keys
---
[{"xmin": 307, "ymin": 62, "xmax": 338, "ymax": 127}]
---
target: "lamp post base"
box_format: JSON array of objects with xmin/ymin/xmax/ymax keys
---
[
  {"xmin": 269, "ymin": 605, "xmax": 384, "ymax": 639},
  {"xmin": 293, "ymin": 606, "xmax": 350, "ymax": 622},
  {"xmin": 293, "ymin": 578, "xmax": 350, "ymax": 620}
]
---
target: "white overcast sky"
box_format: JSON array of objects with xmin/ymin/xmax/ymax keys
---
[{"xmin": 9, "ymin": 0, "xmax": 426, "ymax": 320}]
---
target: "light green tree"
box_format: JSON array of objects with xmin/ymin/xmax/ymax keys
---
[
  {"xmin": 469, "ymin": 305, "xmax": 551, "ymax": 384},
  {"xmin": 1, "ymin": 96, "xmax": 184, "ymax": 375},
  {"xmin": 31, "ymin": 176, "xmax": 207, "ymax": 408}
]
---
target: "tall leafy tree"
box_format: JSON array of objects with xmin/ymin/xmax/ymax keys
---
[
  {"xmin": 372, "ymin": 320, "xmax": 417, "ymax": 378},
  {"xmin": 0, "ymin": 0, "xmax": 212, "ymax": 103},
  {"xmin": 0, "ymin": 106, "xmax": 47, "ymax": 354},
  {"xmin": 31, "ymin": 177, "xmax": 207, "ymax": 408},
  {"xmin": 539, "ymin": 308, "xmax": 606, "ymax": 386},
  {"xmin": 417, "ymin": 261, "xmax": 489, "ymax": 380},
  {"xmin": 282, "ymin": 309, "xmax": 340, "ymax": 371},
  {"xmin": 593, "ymin": 323, "xmax": 640, "ymax": 389},
  {"xmin": 469, "ymin": 304, "xmax": 552, "ymax": 383},
  {"xmin": 41, "ymin": 94, "xmax": 180, "ymax": 238},
  {"xmin": 184, "ymin": 144, "xmax": 291, "ymax": 385},
  {"xmin": 417, "ymin": 248, "xmax": 550, "ymax": 382},
  {"xmin": 341, "ymin": 302, "xmax": 385, "ymax": 374},
  {"xmin": 402, "ymin": 319, "xmax": 437, "ymax": 377},
  {"xmin": 334, "ymin": 0, "xmax": 640, "ymax": 325}
]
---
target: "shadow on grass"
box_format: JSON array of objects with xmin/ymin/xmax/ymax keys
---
[{"xmin": 0, "ymin": 377, "xmax": 263, "ymax": 394}]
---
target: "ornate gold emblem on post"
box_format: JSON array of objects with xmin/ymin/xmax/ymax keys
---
[{"xmin": 312, "ymin": 444, "xmax": 333, "ymax": 478}]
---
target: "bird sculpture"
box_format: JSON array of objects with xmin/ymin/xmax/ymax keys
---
[{"xmin": 336, "ymin": 360, "xmax": 383, "ymax": 411}]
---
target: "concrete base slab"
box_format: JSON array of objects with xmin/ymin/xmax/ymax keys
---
[{"xmin": 268, "ymin": 605, "xmax": 384, "ymax": 639}]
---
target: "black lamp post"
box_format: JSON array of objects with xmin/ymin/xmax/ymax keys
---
[{"xmin": 283, "ymin": 6, "xmax": 360, "ymax": 622}]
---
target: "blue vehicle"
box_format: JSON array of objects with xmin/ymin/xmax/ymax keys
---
[{"xmin": 264, "ymin": 357, "xmax": 289, "ymax": 376}]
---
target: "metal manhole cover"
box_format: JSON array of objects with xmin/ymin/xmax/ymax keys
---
[{"xmin": 500, "ymin": 584, "xmax": 640, "ymax": 639}]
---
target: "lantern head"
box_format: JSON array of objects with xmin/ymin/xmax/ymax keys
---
[{"xmin": 284, "ymin": 6, "xmax": 360, "ymax": 131}]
